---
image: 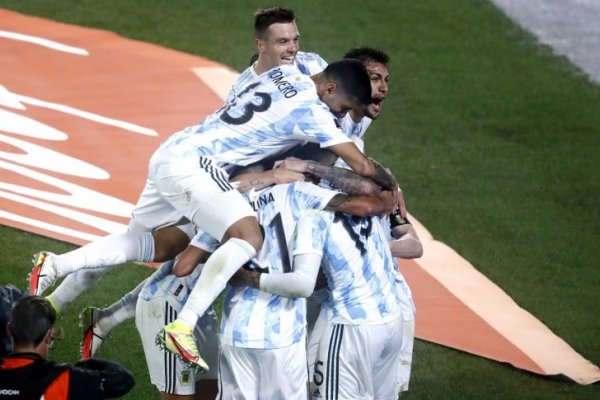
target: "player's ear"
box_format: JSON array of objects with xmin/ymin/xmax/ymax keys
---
[
  {"xmin": 326, "ymin": 81, "xmax": 337, "ymax": 95},
  {"xmin": 321, "ymin": 82, "xmax": 337, "ymax": 99},
  {"xmin": 256, "ymin": 38, "xmax": 265, "ymax": 53}
]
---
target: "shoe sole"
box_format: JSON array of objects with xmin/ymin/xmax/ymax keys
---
[
  {"xmin": 79, "ymin": 307, "xmax": 103, "ymax": 359},
  {"xmin": 29, "ymin": 252, "xmax": 47, "ymax": 295},
  {"xmin": 155, "ymin": 330, "xmax": 208, "ymax": 373}
]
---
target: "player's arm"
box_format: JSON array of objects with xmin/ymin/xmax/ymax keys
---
[
  {"xmin": 231, "ymin": 253, "xmax": 321, "ymax": 298},
  {"xmin": 232, "ymin": 168, "xmax": 306, "ymax": 193},
  {"xmin": 173, "ymin": 244, "xmax": 211, "ymax": 277},
  {"xmin": 327, "ymin": 142, "xmax": 397, "ymax": 190},
  {"xmin": 231, "ymin": 214, "xmax": 324, "ymax": 298},
  {"xmin": 388, "ymin": 213, "xmax": 423, "ymax": 259},
  {"xmin": 327, "ymin": 142, "xmax": 406, "ymax": 217},
  {"xmin": 324, "ymin": 191, "xmax": 396, "ymax": 216},
  {"xmin": 274, "ymin": 157, "xmax": 381, "ymax": 196}
]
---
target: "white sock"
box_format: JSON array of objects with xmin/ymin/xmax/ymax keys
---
[
  {"xmin": 53, "ymin": 231, "xmax": 155, "ymax": 277},
  {"xmin": 178, "ymin": 238, "xmax": 256, "ymax": 327},
  {"xmin": 48, "ymin": 266, "xmax": 115, "ymax": 311},
  {"xmin": 97, "ymin": 279, "xmax": 146, "ymax": 335}
]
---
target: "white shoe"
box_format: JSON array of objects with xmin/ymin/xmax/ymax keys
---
[
  {"xmin": 29, "ymin": 252, "xmax": 58, "ymax": 295},
  {"xmin": 79, "ymin": 307, "xmax": 106, "ymax": 359}
]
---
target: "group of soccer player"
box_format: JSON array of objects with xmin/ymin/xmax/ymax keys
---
[{"xmin": 27, "ymin": 6, "xmax": 423, "ymax": 400}]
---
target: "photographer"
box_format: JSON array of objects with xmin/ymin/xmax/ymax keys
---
[{"xmin": 0, "ymin": 293, "xmax": 134, "ymax": 399}]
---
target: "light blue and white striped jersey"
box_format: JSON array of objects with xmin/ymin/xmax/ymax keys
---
[
  {"xmin": 333, "ymin": 115, "xmax": 372, "ymax": 170},
  {"xmin": 161, "ymin": 65, "xmax": 348, "ymax": 168},
  {"xmin": 340, "ymin": 113, "xmax": 372, "ymax": 142},
  {"xmin": 224, "ymin": 51, "xmax": 328, "ymax": 105},
  {"xmin": 139, "ymin": 259, "xmax": 202, "ymax": 305},
  {"xmin": 192, "ymin": 181, "xmax": 339, "ymax": 349},
  {"xmin": 293, "ymin": 210, "xmax": 403, "ymax": 325}
]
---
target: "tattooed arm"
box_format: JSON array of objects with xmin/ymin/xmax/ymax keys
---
[
  {"xmin": 232, "ymin": 168, "xmax": 306, "ymax": 193},
  {"xmin": 324, "ymin": 191, "xmax": 396, "ymax": 217},
  {"xmin": 274, "ymin": 157, "xmax": 381, "ymax": 196}
]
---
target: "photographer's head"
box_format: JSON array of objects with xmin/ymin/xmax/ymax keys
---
[{"xmin": 8, "ymin": 295, "xmax": 57, "ymax": 357}]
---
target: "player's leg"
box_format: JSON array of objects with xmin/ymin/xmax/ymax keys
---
[
  {"xmin": 192, "ymin": 308, "xmax": 219, "ymax": 400},
  {"xmin": 258, "ymin": 341, "xmax": 309, "ymax": 400},
  {"xmin": 396, "ymin": 318, "xmax": 415, "ymax": 394},
  {"xmin": 312, "ymin": 322, "xmax": 384, "ymax": 400},
  {"xmin": 30, "ymin": 230, "xmax": 156, "ymax": 296},
  {"xmin": 155, "ymin": 156, "xmax": 261, "ymax": 367},
  {"xmin": 306, "ymin": 294, "xmax": 328, "ymax": 394},
  {"xmin": 136, "ymin": 291, "xmax": 219, "ymax": 399},
  {"xmin": 177, "ymin": 214, "xmax": 261, "ymax": 326},
  {"xmin": 218, "ymin": 344, "xmax": 261, "ymax": 399},
  {"xmin": 29, "ymin": 152, "xmax": 196, "ymax": 297},
  {"xmin": 33, "ymin": 223, "xmax": 191, "ymax": 309},
  {"xmin": 137, "ymin": 295, "xmax": 197, "ymax": 398},
  {"xmin": 372, "ymin": 317, "xmax": 405, "ymax": 400},
  {"xmin": 159, "ymin": 216, "xmax": 260, "ymax": 368},
  {"xmin": 79, "ymin": 278, "xmax": 147, "ymax": 359}
]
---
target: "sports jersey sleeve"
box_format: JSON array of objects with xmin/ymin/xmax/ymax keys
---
[
  {"xmin": 294, "ymin": 101, "xmax": 352, "ymax": 148},
  {"xmin": 139, "ymin": 261, "xmax": 174, "ymax": 300},
  {"xmin": 290, "ymin": 181, "xmax": 339, "ymax": 212},
  {"xmin": 294, "ymin": 51, "xmax": 328, "ymax": 75},
  {"xmin": 190, "ymin": 230, "xmax": 220, "ymax": 253},
  {"xmin": 292, "ymin": 210, "xmax": 328, "ymax": 257},
  {"xmin": 258, "ymin": 211, "xmax": 326, "ymax": 298},
  {"xmin": 258, "ymin": 252, "xmax": 321, "ymax": 298}
]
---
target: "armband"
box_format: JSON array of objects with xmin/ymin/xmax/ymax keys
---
[{"xmin": 390, "ymin": 209, "xmax": 409, "ymax": 229}]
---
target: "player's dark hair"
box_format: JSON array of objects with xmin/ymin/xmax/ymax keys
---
[
  {"xmin": 343, "ymin": 46, "xmax": 390, "ymax": 65},
  {"xmin": 323, "ymin": 59, "xmax": 372, "ymax": 106},
  {"xmin": 10, "ymin": 295, "xmax": 56, "ymax": 347},
  {"xmin": 254, "ymin": 7, "xmax": 296, "ymax": 39},
  {"xmin": 249, "ymin": 53, "xmax": 259, "ymax": 66}
]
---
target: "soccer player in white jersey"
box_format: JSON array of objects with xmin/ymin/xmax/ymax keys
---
[
  {"xmin": 341, "ymin": 47, "xmax": 422, "ymax": 394},
  {"xmin": 229, "ymin": 6, "xmax": 327, "ymax": 100},
  {"xmin": 135, "ymin": 260, "xmax": 219, "ymax": 399},
  {"xmin": 27, "ymin": 7, "xmax": 329, "ymax": 339},
  {"xmin": 235, "ymin": 209, "xmax": 411, "ymax": 400}
]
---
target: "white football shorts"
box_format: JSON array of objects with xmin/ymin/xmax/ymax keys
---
[
  {"xmin": 311, "ymin": 316, "xmax": 406, "ymax": 400},
  {"xmin": 136, "ymin": 295, "xmax": 219, "ymax": 395},
  {"xmin": 131, "ymin": 150, "xmax": 256, "ymax": 241},
  {"xmin": 218, "ymin": 340, "xmax": 308, "ymax": 400}
]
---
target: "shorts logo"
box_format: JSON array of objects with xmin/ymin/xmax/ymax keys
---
[{"xmin": 180, "ymin": 370, "xmax": 191, "ymax": 386}]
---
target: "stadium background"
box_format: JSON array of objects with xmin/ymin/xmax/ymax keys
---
[{"xmin": 0, "ymin": 1, "xmax": 599, "ymax": 398}]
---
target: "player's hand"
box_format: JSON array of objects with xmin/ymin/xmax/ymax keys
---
[
  {"xmin": 229, "ymin": 268, "xmax": 260, "ymax": 288},
  {"xmin": 173, "ymin": 245, "xmax": 207, "ymax": 277},
  {"xmin": 379, "ymin": 190, "xmax": 398, "ymax": 216},
  {"xmin": 271, "ymin": 168, "xmax": 306, "ymax": 184},
  {"xmin": 273, "ymin": 157, "xmax": 309, "ymax": 173}
]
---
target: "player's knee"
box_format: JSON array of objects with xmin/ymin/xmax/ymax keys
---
[
  {"xmin": 223, "ymin": 216, "xmax": 263, "ymax": 252},
  {"xmin": 243, "ymin": 233, "xmax": 263, "ymax": 253}
]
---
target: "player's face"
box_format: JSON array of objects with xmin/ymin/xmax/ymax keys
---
[
  {"xmin": 322, "ymin": 87, "xmax": 359, "ymax": 119},
  {"xmin": 363, "ymin": 61, "xmax": 389, "ymax": 119},
  {"xmin": 258, "ymin": 21, "xmax": 300, "ymax": 69}
]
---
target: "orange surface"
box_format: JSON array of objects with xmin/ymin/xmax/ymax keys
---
[{"xmin": 1, "ymin": 9, "xmax": 598, "ymax": 385}]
